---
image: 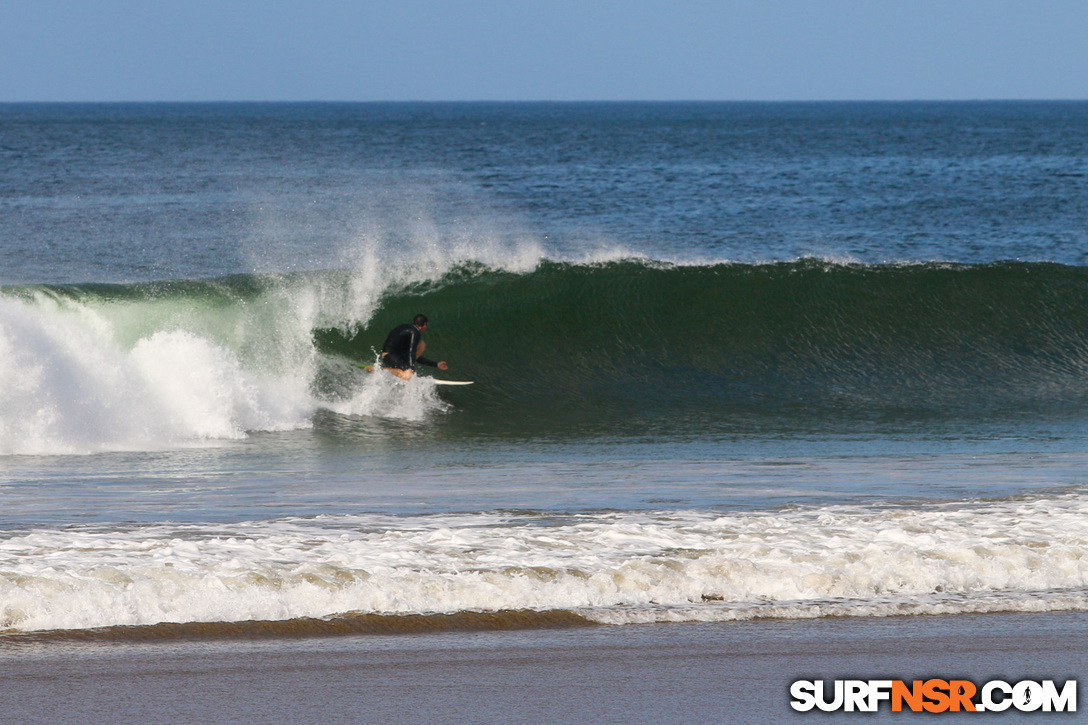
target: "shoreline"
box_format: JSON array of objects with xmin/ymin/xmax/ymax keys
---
[{"xmin": 3, "ymin": 610, "xmax": 1085, "ymax": 723}]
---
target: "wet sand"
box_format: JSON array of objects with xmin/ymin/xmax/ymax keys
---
[{"xmin": 2, "ymin": 612, "xmax": 1086, "ymax": 724}]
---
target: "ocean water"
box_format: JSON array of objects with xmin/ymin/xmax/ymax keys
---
[{"xmin": 2, "ymin": 101, "xmax": 1088, "ymax": 639}]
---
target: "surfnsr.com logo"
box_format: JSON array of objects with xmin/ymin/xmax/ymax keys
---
[{"xmin": 790, "ymin": 679, "xmax": 1077, "ymax": 713}]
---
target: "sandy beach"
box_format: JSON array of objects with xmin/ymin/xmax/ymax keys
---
[{"xmin": 2, "ymin": 611, "xmax": 1085, "ymax": 724}]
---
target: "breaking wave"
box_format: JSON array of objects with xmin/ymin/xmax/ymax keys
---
[{"xmin": 4, "ymin": 258, "xmax": 1088, "ymax": 454}]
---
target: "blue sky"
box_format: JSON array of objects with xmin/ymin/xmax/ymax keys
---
[{"xmin": 2, "ymin": 0, "xmax": 1086, "ymax": 101}]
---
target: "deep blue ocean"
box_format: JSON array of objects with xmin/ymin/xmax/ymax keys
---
[{"xmin": 2, "ymin": 101, "xmax": 1088, "ymax": 637}]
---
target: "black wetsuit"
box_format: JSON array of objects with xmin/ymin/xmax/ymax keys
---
[{"xmin": 381, "ymin": 323, "xmax": 438, "ymax": 371}]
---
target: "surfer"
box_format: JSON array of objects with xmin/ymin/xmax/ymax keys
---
[{"xmin": 379, "ymin": 314, "xmax": 449, "ymax": 380}]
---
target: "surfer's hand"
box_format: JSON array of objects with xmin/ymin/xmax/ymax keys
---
[{"xmin": 438, "ymin": 361, "xmax": 449, "ymax": 370}]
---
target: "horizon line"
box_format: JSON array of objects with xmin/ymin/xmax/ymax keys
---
[{"xmin": 2, "ymin": 98, "xmax": 1087, "ymax": 105}]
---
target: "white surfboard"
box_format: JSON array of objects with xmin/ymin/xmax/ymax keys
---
[{"xmin": 351, "ymin": 362, "xmax": 472, "ymax": 385}]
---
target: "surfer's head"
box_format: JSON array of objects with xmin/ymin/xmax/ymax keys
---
[{"xmin": 413, "ymin": 313, "xmax": 429, "ymax": 330}]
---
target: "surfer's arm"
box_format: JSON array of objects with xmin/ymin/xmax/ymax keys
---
[
  {"xmin": 413, "ymin": 333, "xmax": 446, "ymax": 369},
  {"xmin": 417, "ymin": 354, "xmax": 448, "ymax": 367}
]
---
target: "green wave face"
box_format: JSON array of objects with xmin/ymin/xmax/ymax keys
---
[{"xmin": 319, "ymin": 259, "xmax": 1088, "ymax": 433}]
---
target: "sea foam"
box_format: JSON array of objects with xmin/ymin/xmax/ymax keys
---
[
  {"xmin": 3, "ymin": 494, "xmax": 1088, "ymax": 633},
  {"xmin": 0, "ymin": 226, "xmax": 543, "ymax": 455}
]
